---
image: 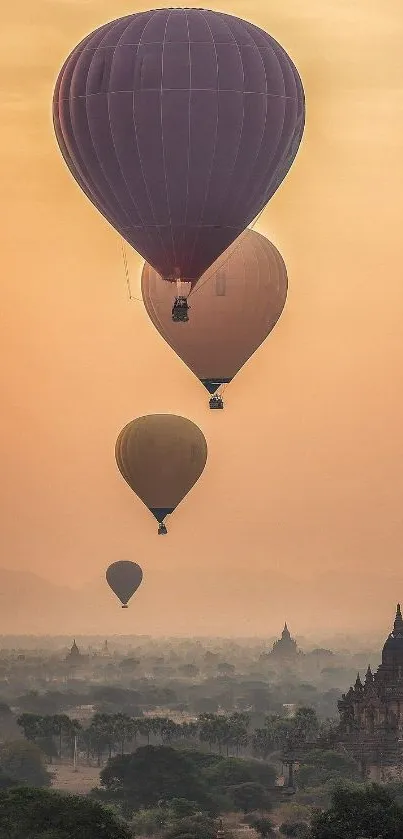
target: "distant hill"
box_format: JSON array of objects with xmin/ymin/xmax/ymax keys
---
[
  {"xmin": 0, "ymin": 568, "xmax": 80, "ymax": 635},
  {"xmin": 0, "ymin": 565, "xmax": 398, "ymax": 643}
]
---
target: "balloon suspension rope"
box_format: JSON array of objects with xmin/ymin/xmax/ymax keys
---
[
  {"xmin": 121, "ymin": 204, "xmax": 267, "ymax": 303},
  {"xmin": 120, "ymin": 240, "xmax": 142, "ymax": 302}
]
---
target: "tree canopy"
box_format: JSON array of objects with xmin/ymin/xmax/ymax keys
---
[
  {"xmin": 97, "ymin": 746, "xmax": 277, "ymax": 816},
  {"xmin": 99, "ymin": 745, "xmax": 218, "ymax": 814},
  {"xmin": 310, "ymin": 782, "xmax": 403, "ymax": 839},
  {"xmin": 0, "ymin": 741, "xmax": 51, "ymax": 788},
  {"xmin": 0, "ymin": 787, "xmax": 131, "ymax": 839},
  {"xmin": 295, "ymin": 749, "xmax": 361, "ymax": 789},
  {"xmin": 226, "ymin": 782, "xmax": 272, "ymax": 814}
]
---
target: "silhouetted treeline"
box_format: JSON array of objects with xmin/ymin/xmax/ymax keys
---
[{"xmin": 16, "ymin": 706, "xmax": 338, "ymax": 765}]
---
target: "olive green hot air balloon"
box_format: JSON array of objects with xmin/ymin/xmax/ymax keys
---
[{"xmin": 115, "ymin": 415, "xmax": 208, "ymax": 534}]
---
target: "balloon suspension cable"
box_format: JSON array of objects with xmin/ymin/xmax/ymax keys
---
[
  {"xmin": 190, "ymin": 205, "xmax": 267, "ymax": 299},
  {"xmin": 120, "ymin": 239, "xmax": 142, "ymax": 303},
  {"xmin": 208, "ymin": 380, "xmax": 229, "ymax": 409}
]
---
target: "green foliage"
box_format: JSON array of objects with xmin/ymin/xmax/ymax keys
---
[
  {"xmin": 275, "ymin": 802, "xmax": 312, "ymax": 830},
  {"xmin": 98, "ymin": 745, "xmax": 218, "ymax": 815},
  {"xmin": 97, "ymin": 746, "xmax": 276, "ymax": 817},
  {"xmin": 204, "ymin": 756, "xmax": 276, "ymax": 792},
  {"xmin": 0, "ymin": 787, "xmax": 131, "ymax": 839},
  {"xmin": 293, "ymin": 783, "xmax": 333, "ymax": 810},
  {"xmin": 296, "ymin": 749, "xmax": 361, "ymax": 789},
  {"xmin": 181, "ymin": 752, "xmax": 222, "ymax": 771},
  {"xmin": 0, "ymin": 768, "xmax": 16, "ymax": 790},
  {"xmin": 384, "ymin": 780, "xmax": 403, "ymax": 808},
  {"xmin": 17, "ymin": 712, "xmax": 81, "ymax": 760},
  {"xmin": 15, "ymin": 702, "xmax": 326, "ymax": 770},
  {"xmin": 36, "ymin": 736, "xmax": 59, "ymax": 761},
  {"xmin": 130, "ymin": 800, "xmax": 203, "ymax": 837},
  {"xmin": 249, "ymin": 816, "xmax": 275, "ymax": 837},
  {"xmin": 130, "ymin": 806, "xmax": 169, "ymax": 836},
  {"xmin": 169, "ymin": 799, "xmax": 201, "ymax": 818},
  {"xmin": 253, "ymin": 707, "xmax": 320, "ymax": 759},
  {"xmin": 293, "ymin": 708, "xmax": 319, "ymax": 743},
  {"xmin": 198, "ymin": 713, "xmax": 250, "ymax": 754},
  {"xmin": 164, "ymin": 813, "xmax": 218, "ymax": 839},
  {"xmin": 279, "ymin": 822, "xmax": 310, "ymax": 838},
  {"xmin": 225, "ymin": 782, "xmax": 272, "ymax": 814},
  {"xmin": 0, "ymin": 740, "xmax": 51, "ymax": 787},
  {"xmin": 310, "ymin": 782, "xmax": 403, "ymax": 839}
]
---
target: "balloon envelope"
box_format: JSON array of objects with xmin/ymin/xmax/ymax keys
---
[
  {"xmin": 141, "ymin": 229, "xmax": 288, "ymax": 394},
  {"xmin": 106, "ymin": 561, "xmax": 143, "ymax": 607},
  {"xmin": 115, "ymin": 415, "xmax": 208, "ymax": 529},
  {"xmin": 53, "ymin": 8, "xmax": 304, "ymax": 286}
]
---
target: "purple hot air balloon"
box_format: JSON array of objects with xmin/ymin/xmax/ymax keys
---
[{"xmin": 53, "ymin": 8, "xmax": 304, "ymax": 320}]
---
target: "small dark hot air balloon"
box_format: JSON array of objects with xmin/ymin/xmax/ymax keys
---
[
  {"xmin": 142, "ymin": 229, "xmax": 288, "ymax": 408},
  {"xmin": 115, "ymin": 415, "xmax": 208, "ymax": 533},
  {"xmin": 106, "ymin": 561, "xmax": 143, "ymax": 608},
  {"xmin": 53, "ymin": 8, "xmax": 304, "ymax": 321}
]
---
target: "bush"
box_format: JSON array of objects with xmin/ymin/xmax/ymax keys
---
[
  {"xmin": 0, "ymin": 787, "xmax": 131, "ymax": 839},
  {"xmin": 99, "ymin": 746, "xmax": 218, "ymax": 814},
  {"xmin": 164, "ymin": 814, "xmax": 218, "ymax": 839},
  {"xmin": 205, "ymin": 758, "xmax": 276, "ymax": 792},
  {"xmin": 296, "ymin": 750, "xmax": 360, "ymax": 790},
  {"xmin": 226, "ymin": 782, "xmax": 272, "ymax": 814},
  {"xmin": 0, "ymin": 741, "xmax": 51, "ymax": 788},
  {"xmin": 279, "ymin": 821, "xmax": 310, "ymax": 838},
  {"xmin": 130, "ymin": 807, "xmax": 168, "ymax": 836},
  {"xmin": 310, "ymin": 782, "xmax": 403, "ymax": 839},
  {"xmin": 249, "ymin": 816, "xmax": 275, "ymax": 837}
]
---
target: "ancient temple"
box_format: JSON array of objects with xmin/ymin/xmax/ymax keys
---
[
  {"xmin": 338, "ymin": 604, "xmax": 403, "ymax": 778},
  {"xmin": 66, "ymin": 640, "xmax": 81, "ymax": 661},
  {"xmin": 270, "ymin": 623, "xmax": 301, "ymax": 662}
]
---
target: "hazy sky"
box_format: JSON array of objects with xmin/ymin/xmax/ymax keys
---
[{"xmin": 1, "ymin": 0, "xmax": 403, "ymax": 635}]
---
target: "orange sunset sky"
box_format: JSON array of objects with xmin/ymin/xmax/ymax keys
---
[{"xmin": 1, "ymin": 0, "xmax": 403, "ymax": 637}]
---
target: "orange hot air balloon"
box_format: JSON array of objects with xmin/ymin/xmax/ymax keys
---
[
  {"xmin": 141, "ymin": 229, "xmax": 288, "ymax": 408},
  {"xmin": 115, "ymin": 415, "xmax": 208, "ymax": 534}
]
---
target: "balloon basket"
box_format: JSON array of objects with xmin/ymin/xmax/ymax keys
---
[
  {"xmin": 121, "ymin": 604, "xmax": 129, "ymax": 609},
  {"xmin": 158, "ymin": 523, "xmax": 168, "ymax": 535},
  {"xmin": 209, "ymin": 395, "xmax": 224, "ymax": 410},
  {"xmin": 172, "ymin": 296, "xmax": 189, "ymax": 322}
]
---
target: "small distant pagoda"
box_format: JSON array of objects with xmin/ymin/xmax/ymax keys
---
[
  {"xmin": 270, "ymin": 623, "xmax": 302, "ymax": 662},
  {"xmin": 66, "ymin": 640, "xmax": 81, "ymax": 662},
  {"xmin": 338, "ymin": 604, "xmax": 403, "ymax": 778}
]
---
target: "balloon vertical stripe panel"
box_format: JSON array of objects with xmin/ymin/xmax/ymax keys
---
[{"xmin": 53, "ymin": 8, "xmax": 304, "ymax": 285}]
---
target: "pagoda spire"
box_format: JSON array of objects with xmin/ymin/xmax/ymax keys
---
[
  {"xmin": 364, "ymin": 665, "xmax": 373, "ymax": 685},
  {"xmin": 394, "ymin": 604, "xmax": 403, "ymax": 635},
  {"xmin": 354, "ymin": 672, "xmax": 363, "ymax": 692}
]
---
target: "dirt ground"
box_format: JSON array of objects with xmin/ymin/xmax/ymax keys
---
[{"xmin": 51, "ymin": 763, "xmax": 101, "ymax": 795}]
